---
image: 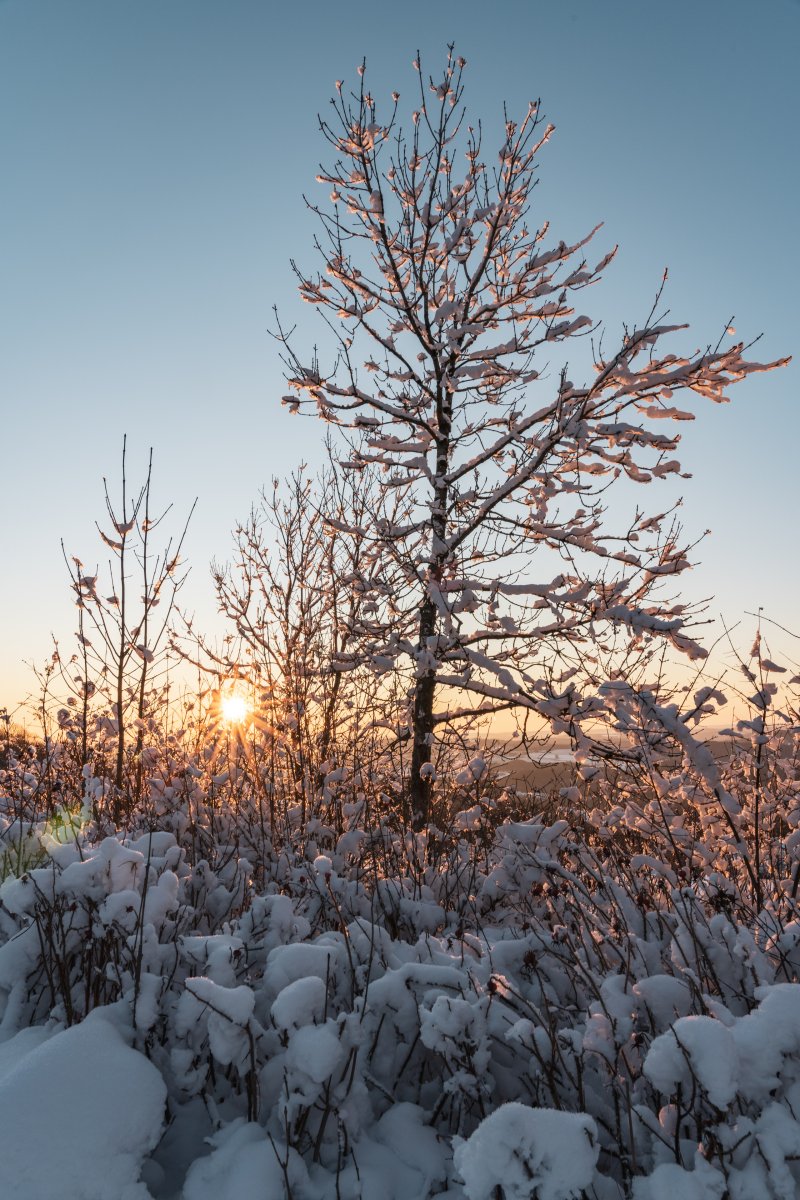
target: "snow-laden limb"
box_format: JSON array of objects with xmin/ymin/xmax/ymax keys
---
[
  {"xmin": 644, "ymin": 984, "xmax": 800, "ymax": 1114},
  {"xmin": 270, "ymin": 974, "xmax": 327, "ymax": 1033},
  {"xmin": 184, "ymin": 976, "xmax": 256, "ymax": 1025},
  {"xmin": 180, "ymin": 977, "xmax": 257, "ymax": 1072},
  {"xmin": 644, "ymin": 1015, "xmax": 739, "ymax": 1109},
  {"xmin": 454, "ymin": 1104, "xmax": 598, "ymax": 1200}
]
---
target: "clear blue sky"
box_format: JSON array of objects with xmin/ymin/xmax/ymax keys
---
[{"xmin": 1, "ymin": 0, "xmax": 798, "ymax": 714}]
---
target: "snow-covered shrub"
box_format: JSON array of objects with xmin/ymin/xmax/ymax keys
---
[
  {"xmin": 1, "ymin": 632, "xmax": 798, "ymax": 1197},
  {"xmin": 0, "ymin": 829, "xmax": 250, "ymax": 1037}
]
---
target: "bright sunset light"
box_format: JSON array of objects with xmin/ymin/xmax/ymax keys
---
[{"xmin": 220, "ymin": 690, "xmax": 249, "ymax": 725}]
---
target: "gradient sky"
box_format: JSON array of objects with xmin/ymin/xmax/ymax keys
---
[{"xmin": 1, "ymin": 0, "xmax": 798, "ymax": 716}]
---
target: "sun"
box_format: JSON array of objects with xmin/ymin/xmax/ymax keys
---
[{"xmin": 220, "ymin": 690, "xmax": 250, "ymax": 725}]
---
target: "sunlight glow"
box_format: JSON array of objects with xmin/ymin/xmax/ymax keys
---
[{"xmin": 220, "ymin": 690, "xmax": 249, "ymax": 725}]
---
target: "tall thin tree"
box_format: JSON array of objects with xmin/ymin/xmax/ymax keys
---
[{"xmin": 279, "ymin": 49, "xmax": 787, "ymax": 825}]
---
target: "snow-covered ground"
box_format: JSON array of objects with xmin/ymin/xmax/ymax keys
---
[
  {"xmin": 0, "ymin": 1016, "xmax": 166, "ymax": 1199},
  {"xmin": 1, "ymin": 798, "xmax": 800, "ymax": 1199}
]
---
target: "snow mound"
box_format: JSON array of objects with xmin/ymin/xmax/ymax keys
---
[
  {"xmin": 454, "ymin": 1103, "xmax": 598, "ymax": 1200},
  {"xmin": 0, "ymin": 1016, "xmax": 166, "ymax": 1200},
  {"xmin": 632, "ymin": 1155, "xmax": 727, "ymax": 1199},
  {"xmin": 182, "ymin": 1119, "xmax": 310, "ymax": 1200}
]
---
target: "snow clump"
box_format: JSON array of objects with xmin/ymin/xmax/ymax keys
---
[{"xmin": 454, "ymin": 1103, "xmax": 599, "ymax": 1200}]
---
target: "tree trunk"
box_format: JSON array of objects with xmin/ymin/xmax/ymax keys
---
[
  {"xmin": 409, "ymin": 595, "xmax": 438, "ymax": 827},
  {"xmin": 409, "ymin": 401, "xmax": 450, "ymax": 828}
]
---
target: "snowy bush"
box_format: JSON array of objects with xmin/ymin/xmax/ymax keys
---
[{"xmin": 2, "ymin": 760, "xmax": 800, "ymax": 1197}]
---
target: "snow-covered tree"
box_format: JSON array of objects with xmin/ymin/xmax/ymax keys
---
[
  {"xmin": 176, "ymin": 455, "xmax": 396, "ymax": 829},
  {"xmin": 62, "ymin": 439, "xmax": 194, "ymax": 816},
  {"xmin": 280, "ymin": 48, "xmax": 786, "ymax": 825}
]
